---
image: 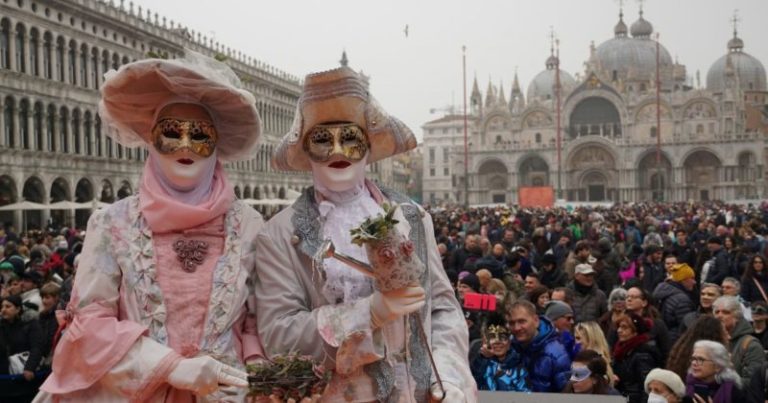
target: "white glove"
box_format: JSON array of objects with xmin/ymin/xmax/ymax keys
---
[
  {"xmin": 370, "ymin": 286, "xmax": 426, "ymax": 328},
  {"xmin": 167, "ymin": 356, "xmax": 248, "ymax": 396},
  {"xmin": 430, "ymin": 382, "xmax": 465, "ymax": 402}
]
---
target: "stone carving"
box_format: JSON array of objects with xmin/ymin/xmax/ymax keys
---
[
  {"xmin": 524, "ymin": 111, "xmax": 553, "ymax": 129},
  {"xmin": 684, "ymin": 102, "xmax": 716, "ymax": 119}
]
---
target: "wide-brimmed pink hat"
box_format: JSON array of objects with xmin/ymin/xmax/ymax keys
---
[
  {"xmin": 272, "ymin": 66, "xmax": 416, "ymax": 171},
  {"xmin": 98, "ymin": 49, "xmax": 261, "ymax": 162}
]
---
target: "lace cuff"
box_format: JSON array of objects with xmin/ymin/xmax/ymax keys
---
[{"xmin": 316, "ymin": 297, "xmax": 384, "ymax": 375}]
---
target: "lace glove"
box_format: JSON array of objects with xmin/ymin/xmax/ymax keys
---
[
  {"xmin": 430, "ymin": 381, "xmax": 465, "ymax": 402},
  {"xmin": 167, "ymin": 356, "xmax": 248, "ymax": 396},
  {"xmin": 370, "ymin": 286, "xmax": 426, "ymax": 328}
]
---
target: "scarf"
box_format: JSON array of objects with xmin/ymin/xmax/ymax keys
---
[
  {"xmin": 139, "ymin": 157, "xmax": 234, "ymax": 233},
  {"xmin": 685, "ymin": 374, "xmax": 735, "ymax": 403},
  {"xmin": 612, "ymin": 332, "xmax": 651, "ymax": 361}
]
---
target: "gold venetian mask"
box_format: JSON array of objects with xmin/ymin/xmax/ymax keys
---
[
  {"xmin": 151, "ymin": 118, "xmax": 219, "ymax": 158},
  {"xmin": 303, "ymin": 123, "xmax": 369, "ymax": 163}
]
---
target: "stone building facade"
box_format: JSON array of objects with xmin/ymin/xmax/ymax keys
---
[
  {"xmin": 0, "ymin": 0, "xmax": 312, "ymax": 229},
  {"xmin": 424, "ymin": 9, "xmax": 767, "ymax": 205}
]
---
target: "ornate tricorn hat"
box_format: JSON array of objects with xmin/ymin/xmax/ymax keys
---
[{"xmin": 272, "ymin": 67, "xmax": 417, "ymax": 171}]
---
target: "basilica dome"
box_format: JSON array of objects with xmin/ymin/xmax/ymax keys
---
[
  {"xmin": 706, "ymin": 34, "xmax": 766, "ymax": 92},
  {"xmin": 595, "ymin": 11, "xmax": 672, "ymax": 80},
  {"xmin": 527, "ymin": 55, "xmax": 576, "ymax": 102}
]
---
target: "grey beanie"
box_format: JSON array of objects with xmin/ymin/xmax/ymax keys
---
[{"xmin": 545, "ymin": 300, "xmax": 573, "ymax": 321}]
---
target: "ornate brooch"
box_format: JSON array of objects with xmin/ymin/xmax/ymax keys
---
[{"xmin": 173, "ymin": 239, "xmax": 209, "ymax": 272}]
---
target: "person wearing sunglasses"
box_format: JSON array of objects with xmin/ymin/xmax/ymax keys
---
[
  {"xmin": 35, "ymin": 50, "xmax": 266, "ymax": 402},
  {"xmin": 256, "ymin": 66, "xmax": 476, "ymax": 402}
]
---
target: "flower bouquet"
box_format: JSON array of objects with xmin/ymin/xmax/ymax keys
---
[
  {"xmin": 247, "ymin": 353, "xmax": 330, "ymax": 401},
  {"xmin": 350, "ymin": 203, "xmax": 424, "ymax": 291}
]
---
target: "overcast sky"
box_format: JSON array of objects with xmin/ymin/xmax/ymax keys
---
[{"xmin": 135, "ymin": 0, "xmax": 768, "ymax": 140}]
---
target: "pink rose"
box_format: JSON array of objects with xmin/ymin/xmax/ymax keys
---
[
  {"xmin": 377, "ymin": 247, "xmax": 396, "ymax": 263},
  {"xmin": 400, "ymin": 240, "xmax": 415, "ymax": 257}
]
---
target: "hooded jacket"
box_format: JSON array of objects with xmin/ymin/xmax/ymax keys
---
[
  {"xmin": 730, "ymin": 317, "xmax": 767, "ymax": 386},
  {"xmin": 509, "ymin": 317, "xmax": 571, "ymax": 392},
  {"xmin": 652, "ymin": 281, "xmax": 696, "ymax": 339}
]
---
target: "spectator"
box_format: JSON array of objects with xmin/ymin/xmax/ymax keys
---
[
  {"xmin": 642, "ymin": 244, "xmax": 666, "ymax": 293},
  {"xmin": 667, "ymin": 315, "xmax": 730, "ymax": 380},
  {"xmin": 507, "ymin": 300, "xmax": 571, "ymax": 392},
  {"xmin": 722, "ymin": 277, "xmax": 753, "ymax": 322},
  {"xmin": 545, "ymin": 301, "xmax": 578, "ymax": 359},
  {"xmin": 472, "ymin": 324, "xmax": 525, "ymax": 391},
  {"xmin": 568, "ymin": 263, "xmax": 608, "ymax": 323},
  {"xmin": 574, "ymin": 321, "xmax": 616, "ymax": 386},
  {"xmin": 644, "ymin": 368, "xmax": 687, "ymax": 403},
  {"xmin": 653, "ymin": 263, "xmax": 698, "ymax": 339},
  {"xmin": 539, "ymin": 253, "xmax": 567, "ymax": 289},
  {"xmin": 561, "ymin": 349, "xmax": 621, "ymax": 395},
  {"xmin": 705, "ymin": 236, "xmax": 733, "ymax": 285},
  {"xmin": 673, "ymin": 229, "xmax": 696, "ymax": 268},
  {"xmin": 612, "ymin": 312, "xmax": 660, "ymax": 403},
  {"xmin": 476, "ymin": 269, "xmax": 492, "ymax": 293},
  {"xmin": 624, "ymin": 286, "xmax": 672, "ymax": 357},
  {"xmin": 685, "ymin": 340, "xmax": 745, "ymax": 402},
  {"xmin": 450, "ymin": 234, "xmax": 483, "ymax": 274},
  {"xmin": 523, "ymin": 273, "xmax": 542, "ymax": 294},
  {"xmin": 597, "ymin": 288, "xmax": 627, "ymax": 338},
  {"xmin": 19, "ymin": 271, "xmax": 42, "ymax": 319},
  {"xmin": 38, "ymin": 282, "xmax": 61, "ymax": 369},
  {"xmin": 752, "ymin": 301, "xmax": 768, "ymax": 350},
  {"xmin": 740, "ymin": 254, "xmax": 768, "ymax": 304},
  {"xmin": 564, "ymin": 241, "xmax": 592, "ymax": 280},
  {"xmin": 713, "ymin": 295, "xmax": 766, "ymax": 385},
  {"xmin": 681, "ymin": 283, "xmax": 722, "ymax": 333},
  {"xmin": 0, "ymin": 295, "xmax": 44, "ymax": 401},
  {"xmin": 663, "ymin": 253, "xmax": 679, "ymax": 276},
  {"xmin": 551, "ymin": 286, "xmax": 575, "ymax": 306},
  {"xmin": 526, "ymin": 286, "xmax": 551, "ymax": 315}
]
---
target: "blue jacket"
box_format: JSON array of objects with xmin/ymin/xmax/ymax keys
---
[
  {"xmin": 472, "ymin": 350, "xmax": 530, "ymax": 392},
  {"xmin": 509, "ymin": 317, "xmax": 572, "ymax": 392}
]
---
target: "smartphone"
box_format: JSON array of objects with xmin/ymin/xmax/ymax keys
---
[
  {"xmin": 693, "ymin": 384, "xmax": 710, "ymax": 400},
  {"xmin": 463, "ymin": 292, "xmax": 497, "ymax": 312}
]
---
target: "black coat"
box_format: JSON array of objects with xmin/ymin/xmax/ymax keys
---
[
  {"xmin": 705, "ymin": 248, "xmax": 733, "ymax": 285},
  {"xmin": 0, "ymin": 317, "xmax": 43, "ymax": 375},
  {"xmin": 613, "ymin": 339, "xmax": 660, "ymax": 403}
]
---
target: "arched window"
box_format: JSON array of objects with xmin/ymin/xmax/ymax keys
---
[
  {"xmin": 55, "ymin": 37, "xmax": 65, "ymax": 82},
  {"xmin": 535, "ymin": 132, "xmax": 542, "ymax": 143},
  {"xmin": 0, "ymin": 20, "xmax": 10, "ymax": 69},
  {"xmin": 650, "ymin": 126, "xmax": 657, "ymax": 138},
  {"xmin": 116, "ymin": 143, "xmax": 123, "ymax": 159},
  {"xmin": 67, "ymin": 40, "xmax": 77, "ymax": 84},
  {"xmin": 79, "ymin": 43, "xmax": 87, "ymax": 87},
  {"xmin": 83, "ymin": 111, "xmax": 92, "ymax": 155},
  {"xmin": 42, "ymin": 32, "xmax": 52, "ymax": 79},
  {"xmin": 94, "ymin": 114, "xmax": 102, "ymax": 156},
  {"xmin": 33, "ymin": 102, "xmax": 42, "ymax": 150},
  {"xmin": 72, "ymin": 109, "xmax": 81, "ymax": 154},
  {"xmin": 106, "ymin": 136, "xmax": 113, "ymax": 158},
  {"xmin": 111, "ymin": 53, "xmax": 119, "ymax": 70},
  {"xmin": 18, "ymin": 99, "xmax": 29, "ymax": 149},
  {"xmin": 101, "ymin": 49, "xmax": 109, "ymax": 76},
  {"xmin": 29, "ymin": 29, "xmax": 39, "ymax": 76},
  {"xmin": 46, "ymin": 104, "xmax": 55, "ymax": 151},
  {"xmin": 15, "ymin": 24, "xmax": 25, "ymax": 72},
  {"xmin": 59, "ymin": 107, "xmax": 69, "ymax": 152},
  {"xmin": 90, "ymin": 48, "xmax": 98, "ymax": 88},
  {"xmin": 3, "ymin": 97, "xmax": 15, "ymax": 147}
]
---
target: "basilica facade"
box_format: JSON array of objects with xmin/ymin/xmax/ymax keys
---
[{"xmin": 423, "ymin": 9, "xmax": 767, "ymax": 205}]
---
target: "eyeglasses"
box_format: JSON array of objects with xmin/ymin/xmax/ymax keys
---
[{"xmin": 690, "ymin": 356, "xmax": 712, "ymax": 365}]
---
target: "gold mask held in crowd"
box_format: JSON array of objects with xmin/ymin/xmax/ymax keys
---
[
  {"xmin": 303, "ymin": 123, "xmax": 370, "ymax": 163},
  {"xmin": 151, "ymin": 118, "xmax": 219, "ymax": 158}
]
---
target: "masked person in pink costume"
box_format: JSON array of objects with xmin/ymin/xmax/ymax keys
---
[
  {"xmin": 256, "ymin": 67, "xmax": 477, "ymax": 402},
  {"xmin": 34, "ymin": 50, "xmax": 265, "ymax": 402}
]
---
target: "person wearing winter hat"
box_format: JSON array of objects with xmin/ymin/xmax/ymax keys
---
[
  {"xmin": 653, "ymin": 263, "xmax": 697, "ymax": 339},
  {"xmin": 545, "ymin": 300, "xmax": 575, "ymax": 334},
  {"xmin": 37, "ymin": 50, "xmax": 265, "ymax": 402},
  {"xmin": 612, "ymin": 312, "xmax": 661, "ymax": 403},
  {"xmin": 255, "ymin": 66, "xmax": 475, "ymax": 402},
  {"xmin": 644, "ymin": 368, "xmax": 686, "ymax": 403}
]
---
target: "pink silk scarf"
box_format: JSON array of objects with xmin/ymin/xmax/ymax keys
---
[{"xmin": 138, "ymin": 158, "xmax": 234, "ymax": 233}]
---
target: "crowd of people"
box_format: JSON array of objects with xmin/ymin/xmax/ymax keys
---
[
  {"xmin": 433, "ymin": 200, "xmax": 768, "ymax": 402},
  {"xmin": 3, "ymin": 199, "xmax": 768, "ymax": 402}
]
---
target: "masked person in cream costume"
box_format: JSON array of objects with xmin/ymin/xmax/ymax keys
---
[
  {"xmin": 34, "ymin": 51, "xmax": 266, "ymax": 402},
  {"xmin": 255, "ymin": 66, "xmax": 477, "ymax": 402}
]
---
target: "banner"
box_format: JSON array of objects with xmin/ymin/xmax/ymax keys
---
[{"xmin": 518, "ymin": 186, "xmax": 555, "ymax": 208}]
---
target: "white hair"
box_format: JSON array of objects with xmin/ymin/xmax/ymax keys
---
[
  {"xmin": 691, "ymin": 340, "xmax": 742, "ymax": 388},
  {"xmin": 713, "ymin": 295, "xmax": 743, "ymax": 319}
]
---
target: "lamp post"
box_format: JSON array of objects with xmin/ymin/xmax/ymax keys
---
[{"xmin": 462, "ymin": 45, "xmax": 469, "ymax": 207}]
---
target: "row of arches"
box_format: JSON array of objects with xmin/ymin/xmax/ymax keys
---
[
  {"xmin": 474, "ymin": 146, "xmax": 760, "ymax": 202},
  {"xmin": 0, "ymin": 175, "xmax": 133, "ymax": 229}
]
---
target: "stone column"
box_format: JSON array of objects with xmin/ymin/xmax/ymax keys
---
[
  {"xmin": 40, "ymin": 107, "xmax": 48, "ymax": 152},
  {"xmin": 10, "ymin": 101, "xmax": 19, "ymax": 148},
  {"xmin": 34, "ymin": 37, "xmax": 42, "ymax": 77},
  {"xmin": 61, "ymin": 38, "xmax": 69, "ymax": 84},
  {"xmin": 0, "ymin": 95, "xmax": 4, "ymax": 147},
  {"xmin": 51, "ymin": 111, "xmax": 59, "ymax": 152},
  {"xmin": 21, "ymin": 31, "xmax": 29, "ymax": 74},
  {"xmin": 25, "ymin": 107, "xmax": 33, "ymax": 150}
]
